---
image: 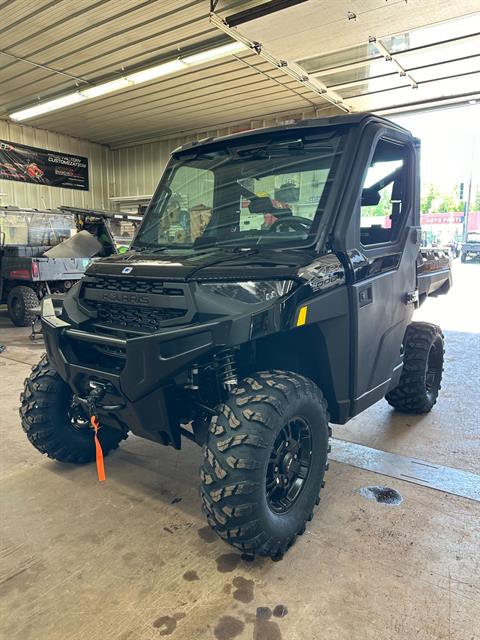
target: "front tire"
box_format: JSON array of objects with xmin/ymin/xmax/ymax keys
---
[
  {"xmin": 7, "ymin": 286, "xmax": 39, "ymax": 327},
  {"xmin": 385, "ymin": 322, "xmax": 444, "ymax": 414},
  {"xmin": 20, "ymin": 354, "xmax": 128, "ymax": 463},
  {"xmin": 460, "ymin": 253, "xmax": 467, "ymax": 263},
  {"xmin": 200, "ymin": 371, "xmax": 331, "ymax": 559}
]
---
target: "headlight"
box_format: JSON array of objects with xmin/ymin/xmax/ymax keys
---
[{"xmin": 199, "ymin": 280, "xmax": 295, "ymax": 303}]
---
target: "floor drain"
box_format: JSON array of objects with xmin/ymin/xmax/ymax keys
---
[{"xmin": 359, "ymin": 486, "xmax": 403, "ymax": 505}]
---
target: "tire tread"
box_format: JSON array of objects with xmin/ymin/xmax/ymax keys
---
[
  {"xmin": 385, "ymin": 322, "xmax": 444, "ymax": 414},
  {"xmin": 19, "ymin": 354, "xmax": 127, "ymax": 463},
  {"xmin": 200, "ymin": 370, "xmax": 330, "ymax": 559}
]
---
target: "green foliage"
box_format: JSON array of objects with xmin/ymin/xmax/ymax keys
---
[
  {"xmin": 421, "ymin": 184, "xmax": 440, "ymax": 213},
  {"xmin": 474, "ymin": 187, "xmax": 480, "ymax": 212},
  {"xmin": 362, "ymin": 185, "xmax": 393, "ymax": 217},
  {"xmin": 421, "ymin": 183, "xmax": 464, "ymax": 214},
  {"xmin": 363, "ymin": 182, "xmax": 473, "ymax": 218},
  {"xmin": 373, "ymin": 188, "xmax": 394, "ymax": 216},
  {"xmin": 437, "ymin": 193, "xmax": 463, "ymax": 213}
]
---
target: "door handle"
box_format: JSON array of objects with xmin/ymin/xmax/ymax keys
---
[
  {"xmin": 405, "ymin": 290, "xmax": 419, "ymax": 305},
  {"xmin": 358, "ymin": 286, "xmax": 372, "ymax": 307}
]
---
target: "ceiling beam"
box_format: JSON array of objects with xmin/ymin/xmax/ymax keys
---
[
  {"xmin": 224, "ymin": 0, "xmax": 310, "ymax": 27},
  {"xmin": 368, "ymin": 37, "xmax": 418, "ymax": 89}
]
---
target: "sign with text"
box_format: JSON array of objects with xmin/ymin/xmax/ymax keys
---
[
  {"xmin": 0, "ymin": 139, "xmax": 89, "ymax": 191},
  {"xmin": 421, "ymin": 213, "xmax": 464, "ymax": 225}
]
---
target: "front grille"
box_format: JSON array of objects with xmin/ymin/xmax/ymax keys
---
[
  {"xmin": 90, "ymin": 301, "xmax": 186, "ymax": 333},
  {"xmin": 82, "ymin": 275, "xmax": 191, "ymax": 334},
  {"xmin": 86, "ymin": 276, "xmax": 184, "ymax": 297}
]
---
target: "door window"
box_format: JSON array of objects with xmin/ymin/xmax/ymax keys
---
[{"xmin": 360, "ymin": 139, "xmax": 409, "ymax": 246}]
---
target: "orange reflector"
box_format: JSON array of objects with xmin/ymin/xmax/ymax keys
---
[
  {"xmin": 297, "ymin": 306, "xmax": 308, "ymax": 327},
  {"xmin": 90, "ymin": 416, "xmax": 106, "ymax": 482}
]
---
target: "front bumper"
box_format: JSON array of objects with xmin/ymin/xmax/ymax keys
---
[{"xmin": 41, "ymin": 297, "xmax": 279, "ymax": 447}]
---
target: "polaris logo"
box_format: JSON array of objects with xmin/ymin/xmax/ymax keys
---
[
  {"xmin": 102, "ymin": 292, "xmax": 150, "ymax": 305},
  {"xmin": 122, "ymin": 266, "xmax": 133, "ymax": 274}
]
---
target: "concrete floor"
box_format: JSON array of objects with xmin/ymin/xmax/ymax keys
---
[{"xmin": 1, "ymin": 262, "xmax": 479, "ymax": 640}]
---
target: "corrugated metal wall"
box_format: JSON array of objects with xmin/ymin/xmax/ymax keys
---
[
  {"xmin": 0, "ymin": 120, "xmax": 109, "ymax": 209},
  {"xmin": 108, "ymin": 110, "xmax": 319, "ymax": 201},
  {"xmin": 1, "ymin": 110, "xmax": 321, "ymax": 211}
]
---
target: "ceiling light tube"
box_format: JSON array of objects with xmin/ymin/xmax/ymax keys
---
[
  {"xmin": 79, "ymin": 78, "xmax": 133, "ymax": 98},
  {"xmin": 182, "ymin": 41, "xmax": 247, "ymax": 65},
  {"xmin": 10, "ymin": 93, "xmax": 86, "ymax": 121},
  {"xmin": 126, "ymin": 59, "xmax": 187, "ymax": 84},
  {"xmin": 9, "ymin": 41, "xmax": 249, "ymax": 121}
]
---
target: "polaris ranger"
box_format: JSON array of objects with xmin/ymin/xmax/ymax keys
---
[{"xmin": 20, "ymin": 114, "xmax": 452, "ymax": 559}]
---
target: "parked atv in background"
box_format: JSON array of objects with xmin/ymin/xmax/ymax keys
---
[
  {"xmin": 460, "ymin": 231, "xmax": 480, "ymax": 262},
  {"xmin": 0, "ymin": 206, "xmax": 140, "ymax": 327},
  {"xmin": 21, "ymin": 114, "xmax": 452, "ymax": 559}
]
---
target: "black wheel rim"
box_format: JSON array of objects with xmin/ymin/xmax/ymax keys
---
[
  {"xmin": 266, "ymin": 417, "xmax": 313, "ymax": 514},
  {"xmin": 426, "ymin": 339, "xmax": 442, "ymax": 397}
]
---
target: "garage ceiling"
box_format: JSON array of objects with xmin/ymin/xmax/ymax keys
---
[
  {"xmin": 243, "ymin": 0, "xmax": 480, "ymax": 114},
  {"xmin": 0, "ymin": 0, "xmax": 479, "ymax": 147}
]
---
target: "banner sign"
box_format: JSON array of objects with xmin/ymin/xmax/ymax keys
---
[
  {"xmin": 0, "ymin": 139, "xmax": 89, "ymax": 191},
  {"xmin": 421, "ymin": 213, "xmax": 464, "ymax": 225}
]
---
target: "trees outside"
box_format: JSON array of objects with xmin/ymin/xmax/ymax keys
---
[
  {"xmin": 421, "ymin": 183, "xmax": 464, "ymax": 214},
  {"xmin": 421, "ymin": 184, "xmax": 440, "ymax": 213},
  {"xmin": 361, "ymin": 183, "xmax": 476, "ymax": 217}
]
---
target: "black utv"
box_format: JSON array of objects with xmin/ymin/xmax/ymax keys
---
[{"xmin": 20, "ymin": 114, "xmax": 452, "ymax": 559}]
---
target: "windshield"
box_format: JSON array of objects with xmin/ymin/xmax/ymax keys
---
[
  {"xmin": 467, "ymin": 232, "xmax": 480, "ymax": 242},
  {"xmin": 134, "ymin": 129, "xmax": 346, "ymax": 250},
  {"xmin": 105, "ymin": 216, "xmax": 138, "ymax": 251},
  {"xmin": 0, "ymin": 211, "xmax": 76, "ymax": 246}
]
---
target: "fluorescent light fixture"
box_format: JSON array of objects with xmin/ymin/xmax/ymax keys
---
[
  {"xmin": 126, "ymin": 59, "xmax": 187, "ymax": 84},
  {"xmin": 9, "ymin": 41, "xmax": 249, "ymax": 121},
  {"xmin": 183, "ymin": 41, "xmax": 247, "ymax": 65},
  {"xmin": 80, "ymin": 78, "xmax": 133, "ymax": 98},
  {"xmin": 10, "ymin": 93, "xmax": 86, "ymax": 121}
]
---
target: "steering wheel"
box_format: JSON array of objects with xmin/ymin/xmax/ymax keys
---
[{"xmin": 269, "ymin": 215, "xmax": 312, "ymax": 233}]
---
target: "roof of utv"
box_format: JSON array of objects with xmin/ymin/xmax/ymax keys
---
[{"xmin": 174, "ymin": 112, "xmax": 413, "ymax": 154}]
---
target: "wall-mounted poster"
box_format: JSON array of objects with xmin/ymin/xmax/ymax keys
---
[{"xmin": 0, "ymin": 140, "xmax": 89, "ymax": 191}]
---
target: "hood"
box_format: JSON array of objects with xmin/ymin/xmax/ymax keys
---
[{"xmin": 85, "ymin": 247, "xmax": 317, "ymax": 281}]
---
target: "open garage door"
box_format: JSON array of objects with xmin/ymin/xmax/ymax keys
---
[{"xmin": 217, "ymin": 0, "xmax": 480, "ymax": 116}]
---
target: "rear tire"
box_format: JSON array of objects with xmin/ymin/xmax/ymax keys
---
[
  {"xmin": 20, "ymin": 354, "xmax": 128, "ymax": 463},
  {"xmin": 200, "ymin": 371, "xmax": 331, "ymax": 559},
  {"xmin": 385, "ymin": 322, "xmax": 444, "ymax": 414},
  {"xmin": 7, "ymin": 286, "xmax": 39, "ymax": 327}
]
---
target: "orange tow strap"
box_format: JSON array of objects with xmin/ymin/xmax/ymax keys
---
[{"xmin": 90, "ymin": 416, "xmax": 106, "ymax": 482}]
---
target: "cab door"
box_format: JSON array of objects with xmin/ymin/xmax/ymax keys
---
[{"xmin": 348, "ymin": 133, "xmax": 420, "ymax": 415}]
